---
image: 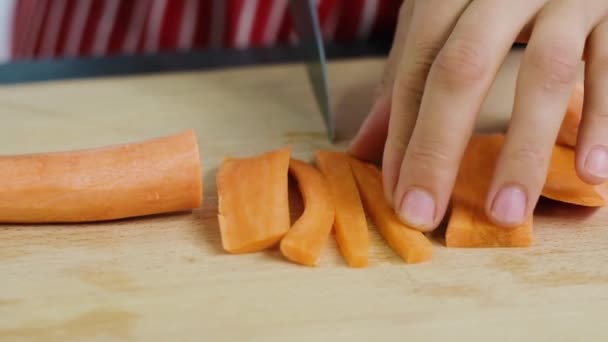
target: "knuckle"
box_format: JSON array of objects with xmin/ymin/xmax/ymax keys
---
[
  {"xmin": 395, "ymin": 72, "xmax": 425, "ymax": 109},
  {"xmin": 433, "ymin": 36, "xmax": 490, "ymax": 87},
  {"xmin": 527, "ymin": 41, "xmax": 579, "ymax": 89},
  {"xmin": 393, "ymin": 40, "xmax": 442, "ymax": 105},
  {"xmin": 413, "ymin": 39, "xmax": 443, "ymax": 64},
  {"xmin": 405, "ymin": 138, "xmax": 454, "ymax": 170},
  {"xmin": 506, "ymin": 145, "xmax": 549, "ymax": 170}
]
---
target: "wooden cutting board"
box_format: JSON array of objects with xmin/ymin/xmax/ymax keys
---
[{"xmin": 1, "ymin": 51, "xmax": 607, "ymax": 342}]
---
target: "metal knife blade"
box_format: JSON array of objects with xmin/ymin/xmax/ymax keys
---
[{"xmin": 289, "ymin": 0, "xmax": 335, "ymax": 142}]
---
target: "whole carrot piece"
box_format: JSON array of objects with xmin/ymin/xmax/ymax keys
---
[{"xmin": 0, "ymin": 130, "xmax": 202, "ymax": 223}]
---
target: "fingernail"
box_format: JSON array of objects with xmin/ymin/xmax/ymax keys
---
[
  {"xmin": 398, "ymin": 188, "xmax": 435, "ymax": 229},
  {"xmin": 490, "ymin": 186, "xmax": 527, "ymax": 226},
  {"xmin": 585, "ymin": 146, "xmax": 608, "ymax": 178}
]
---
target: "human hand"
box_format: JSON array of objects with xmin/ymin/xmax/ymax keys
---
[{"xmin": 349, "ymin": 0, "xmax": 608, "ymax": 232}]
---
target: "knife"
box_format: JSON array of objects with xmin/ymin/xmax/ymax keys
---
[{"xmin": 289, "ymin": 0, "xmax": 335, "ymax": 142}]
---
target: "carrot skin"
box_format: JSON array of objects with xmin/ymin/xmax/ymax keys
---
[{"xmin": 0, "ymin": 129, "xmax": 202, "ymax": 223}]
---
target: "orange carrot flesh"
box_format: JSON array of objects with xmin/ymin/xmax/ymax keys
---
[
  {"xmin": 0, "ymin": 129, "xmax": 202, "ymax": 223},
  {"xmin": 349, "ymin": 157, "xmax": 433, "ymax": 263},
  {"xmin": 279, "ymin": 159, "xmax": 335, "ymax": 266},
  {"xmin": 541, "ymin": 143, "xmax": 605, "ymax": 207},
  {"xmin": 556, "ymin": 82, "xmax": 583, "ymax": 148},
  {"xmin": 217, "ymin": 147, "xmax": 291, "ymax": 254},
  {"xmin": 315, "ymin": 151, "xmax": 369, "ymax": 267},
  {"xmin": 446, "ymin": 134, "xmax": 533, "ymax": 247}
]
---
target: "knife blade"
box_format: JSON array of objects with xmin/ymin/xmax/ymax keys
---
[{"xmin": 289, "ymin": 0, "xmax": 335, "ymax": 142}]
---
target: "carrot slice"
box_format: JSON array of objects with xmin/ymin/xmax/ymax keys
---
[
  {"xmin": 446, "ymin": 134, "xmax": 533, "ymax": 247},
  {"xmin": 279, "ymin": 159, "xmax": 335, "ymax": 266},
  {"xmin": 0, "ymin": 129, "xmax": 202, "ymax": 223},
  {"xmin": 556, "ymin": 82, "xmax": 583, "ymax": 148},
  {"xmin": 217, "ymin": 147, "xmax": 291, "ymax": 253},
  {"xmin": 349, "ymin": 157, "xmax": 433, "ymax": 263},
  {"xmin": 315, "ymin": 151, "xmax": 369, "ymax": 267},
  {"xmin": 541, "ymin": 143, "xmax": 605, "ymax": 207}
]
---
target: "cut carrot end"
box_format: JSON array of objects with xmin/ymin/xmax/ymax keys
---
[
  {"xmin": 445, "ymin": 134, "xmax": 533, "ymax": 248},
  {"xmin": 0, "ymin": 129, "xmax": 202, "ymax": 223},
  {"xmin": 315, "ymin": 150, "xmax": 369, "ymax": 268},
  {"xmin": 279, "ymin": 158, "xmax": 335, "ymax": 266},
  {"xmin": 542, "ymin": 143, "xmax": 606, "ymax": 207},
  {"xmin": 349, "ymin": 157, "xmax": 433, "ymax": 263},
  {"xmin": 280, "ymin": 240, "xmax": 318, "ymax": 267},
  {"xmin": 217, "ymin": 147, "xmax": 292, "ymax": 254}
]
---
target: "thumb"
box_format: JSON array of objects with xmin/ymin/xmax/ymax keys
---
[{"xmin": 348, "ymin": 0, "xmax": 414, "ymax": 163}]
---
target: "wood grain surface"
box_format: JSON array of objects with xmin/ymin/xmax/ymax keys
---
[{"xmin": 1, "ymin": 51, "xmax": 607, "ymax": 342}]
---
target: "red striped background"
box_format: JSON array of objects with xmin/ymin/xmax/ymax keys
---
[{"xmin": 10, "ymin": 0, "xmax": 402, "ymax": 61}]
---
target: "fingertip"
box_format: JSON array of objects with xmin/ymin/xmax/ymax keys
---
[
  {"xmin": 486, "ymin": 185, "xmax": 529, "ymax": 228},
  {"xmin": 576, "ymin": 145, "xmax": 608, "ymax": 185},
  {"xmin": 396, "ymin": 187, "xmax": 438, "ymax": 232}
]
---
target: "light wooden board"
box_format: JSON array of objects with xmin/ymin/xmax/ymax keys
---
[{"xmin": 1, "ymin": 51, "xmax": 607, "ymax": 342}]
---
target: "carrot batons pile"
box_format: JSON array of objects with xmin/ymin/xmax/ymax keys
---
[
  {"xmin": 217, "ymin": 148, "xmax": 434, "ymax": 267},
  {"xmin": 0, "ymin": 129, "xmax": 202, "ymax": 223},
  {"xmin": 216, "ymin": 82, "xmax": 606, "ymax": 266}
]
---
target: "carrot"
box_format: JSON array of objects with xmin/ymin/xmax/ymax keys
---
[
  {"xmin": 217, "ymin": 147, "xmax": 292, "ymax": 253},
  {"xmin": 556, "ymin": 82, "xmax": 583, "ymax": 148},
  {"xmin": 349, "ymin": 157, "xmax": 433, "ymax": 263},
  {"xmin": 541, "ymin": 143, "xmax": 605, "ymax": 207},
  {"xmin": 279, "ymin": 159, "xmax": 335, "ymax": 266},
  {"xmin": 0, "ymin": 130, "xmax": 202, "ymax": 223},
  {"xmin": 315, "ymin": 151, "xmax": 369, "ymax": 267},
  {"xmin": 445, "ymin": 134, "xmax": 533, "ymax": 247}
]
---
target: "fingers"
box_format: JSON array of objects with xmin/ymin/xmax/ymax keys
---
[
  {"xmin": 486, "ymin": 1, "xmax": 603, "ymax": 227},
  {"xmin": 576, "ymin": 19, "xmax": 608, "ymax": 184},
  {"xmin": 382, "ymin": 0, "xmax": 471, "ymax": 204},
  {"xmin": 392, "ymin": 0, "xmax": 543, "ymax": 231},
  {"xmin": 348, "ymin": 0, "xmax": 413, "ymax": 163}
]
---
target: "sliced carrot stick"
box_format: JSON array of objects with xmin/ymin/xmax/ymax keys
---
[
  {"xmin": 0, "ymin": 130, "xmax": 202, "ymax": 223},
  {"xmin": 446, "ymin": 134, "xmax": 533, "ymax": 247},
  {"xmin": 217, "ymin": 147, "xmax": 292, "ymax": 254},
  {"xmin": 279, "ymin": 159, "xmax": 335, "ymax": 266},
  {"xmin": 315, "ymin": 151, "xmax": 369, "ymax": 267},
  {"xmin": 349, "ymin": 157, "xmax": 433, "ymax": 263},
  {"xmin": 541, "ymin": 143, "xmax": 605, "ymax": 207},
  {"xmin": 556, "ymin": 82, "xmax": 583, "ymax": 148}
]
